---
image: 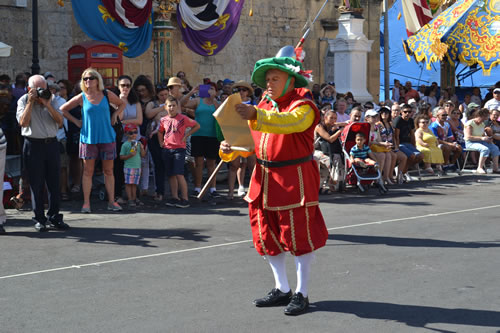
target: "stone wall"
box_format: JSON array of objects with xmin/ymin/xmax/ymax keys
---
[
  {"xmin": 0, "ymin": 0, "xmax": 382, "ymax": 101},
  {"xmin": 0, "ymin": 0, "xmax": 75, "ymax": 79}
]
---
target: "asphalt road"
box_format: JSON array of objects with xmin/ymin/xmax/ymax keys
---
[{"xmin": 1, "ymin": 174, "xmax": 499, "ymax": 333}]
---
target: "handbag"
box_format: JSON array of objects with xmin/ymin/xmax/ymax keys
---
[
  {"xmin": 370, "ymin": 143, "xmax": 391, "ymax": 153},
  {"xmin": 103, "ymin": 89, "xmax": 124, "ymax": 142}
]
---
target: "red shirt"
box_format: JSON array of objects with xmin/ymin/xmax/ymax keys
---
[
  {"xmin": 245, "ymin": 89, "xmax": 321, "ymax": 210},
  {"xmin": 159, "ymin": 113, "xmax": 197, "ymax": 149},
  {"xmin": 405, "ymin": 88, "xmax": 420, "ymax": 102}
]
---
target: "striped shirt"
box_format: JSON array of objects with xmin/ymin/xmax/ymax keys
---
[{"xmin": 350, "ymin": 144, "xmax": 371, "ymax": 159}]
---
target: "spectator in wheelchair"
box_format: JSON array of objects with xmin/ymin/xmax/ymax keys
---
[{"xmin": 464, "ymin": 108, "xmax": 500, "ymax": 174}]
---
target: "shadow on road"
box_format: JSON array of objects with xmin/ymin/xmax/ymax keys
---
[
  {"xmin": 329, "ymin": 234, "xmax": 500, "ymax": 249},
  {"xmin": 6, "ymin": 226, "xmax": 210, "ymax": 248},
  {"xmin": 309, "ymin": 300, "xmax": 500, "ymax": 331}
]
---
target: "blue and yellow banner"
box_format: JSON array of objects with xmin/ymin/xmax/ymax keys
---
[
  {"xmin": 72, "ymin": 0, "xmax": 153, "ymax": 58},
  {"xmin": 404, "ymin": 0, "xmax": 500, "ymax": 75}
]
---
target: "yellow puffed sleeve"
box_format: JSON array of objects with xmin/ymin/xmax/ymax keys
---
[{"xmin": 249, "ymin": 104, "xmax": 315, "ymax": 134}]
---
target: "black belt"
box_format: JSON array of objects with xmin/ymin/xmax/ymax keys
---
[
  {"xmin": 26, "ymin": 137, "xmax": 57, "ymax": 143},
  {"xmin": 256, "ymin": 155, "xmax": 313, "ymax": 168}
]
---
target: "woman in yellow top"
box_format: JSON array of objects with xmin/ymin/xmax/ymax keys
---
[{"xmin": 415, "ymin": 114, "xmax": 444, "ymax": 175}]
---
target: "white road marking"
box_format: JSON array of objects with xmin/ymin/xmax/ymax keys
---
[{"xmin": 1, "ymin": 204, "xmax": 499, "ymax": 281}]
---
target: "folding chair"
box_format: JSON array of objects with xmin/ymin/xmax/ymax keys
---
[{"xmin": 459, "ymin": 148, "xmax": 475, "ymax": 172}]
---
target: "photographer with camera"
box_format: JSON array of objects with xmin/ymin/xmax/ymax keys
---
[{"xmin": 16, "ymin": 74, "xmax": 69, "ymax": 232}]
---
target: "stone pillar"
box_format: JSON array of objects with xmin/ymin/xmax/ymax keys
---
[{"xmin": 328, "ymin": 12, "xmax": 374, "ymax": 103}]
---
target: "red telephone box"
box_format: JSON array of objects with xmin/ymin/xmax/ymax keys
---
[{"xmin": 67, "ymin": 41, "xmax": 123, "ymax": 88}]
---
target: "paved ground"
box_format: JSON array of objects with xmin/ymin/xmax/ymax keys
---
[{"xmin": 1, "ymin": 173, "xmax": 499, "ymax": 333}]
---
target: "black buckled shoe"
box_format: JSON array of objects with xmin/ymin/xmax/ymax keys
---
[
  {"xmin": 284, "ymin": 292, "xmax": 309, "ymax": 316},
  {"xmin": 253, "ymin": 288, "xmax": 292, "ymax": 307},
  {"xmin": 48, "ymin": 214, "xmax": 70, "ymax": 230}
]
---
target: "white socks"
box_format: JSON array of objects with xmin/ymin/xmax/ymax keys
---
[
  {"xmin": 267, "ymin": 253, "xmax": 290, "ymax": 293},
  {"xmin": 295, "ymin": 252, "xmax": 314, "ymax": 297},
  {"xmin": 267, "ymin": 252, "xmax": 315, "ymax": 296}
]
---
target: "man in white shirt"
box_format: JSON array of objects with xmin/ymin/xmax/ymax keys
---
[
  {"xmin": 484, "ymin": 88, "xmax": 500, "ymax": 111},
  {"xmin": 335, "ymin": 98, "xmax": 350, "ymax": 126}
]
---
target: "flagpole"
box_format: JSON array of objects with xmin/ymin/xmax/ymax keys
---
[
  {"xmin": 384, "ymin": 0, "xmax": 390, "ymax": 101},
  {"xmin": 295, "ymin": 0, "xmax": 330, "ymax": 49}
]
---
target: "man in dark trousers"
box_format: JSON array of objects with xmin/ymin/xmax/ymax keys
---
[{"xmin": 17, "ymin": 74, "xmax": 69, "ymax": 232}]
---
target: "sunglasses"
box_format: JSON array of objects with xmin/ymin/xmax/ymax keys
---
[
  {"xmin": 83, "ymin": 76, "xmax": 96, "ymax": 81},
  {"xmin": 401, "ymin": 110, "xmax": 411, "ymax": 113},
  {"xmin": 127, "ymin": 131, "xmax": 138, "ymax": 135},
  {"xmin": 451, "ymin": 111, "xmax": 459, "ymax": 115},
  {"xmin": 119, "ymin": 83, "xmax": 131, "ymax": 88},
  {"xmin": 440, "ymin": 114, "xmax": 448, "ymax": 117},
  {"xmin": 419, "ymin": 121, "xmax": 428, "ymax": 124},
  {"xmin": 237, "ymin": 88, "xmax": 248, "ymax": 92}
]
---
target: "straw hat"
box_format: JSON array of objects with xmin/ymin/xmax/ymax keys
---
[
  {"xmin": 233, "ymin": 81, "xmax": 254, "ymax": 95},
  {"xmin": 167, "ymin": 77, "xmax": 182, "ymax": 87}
]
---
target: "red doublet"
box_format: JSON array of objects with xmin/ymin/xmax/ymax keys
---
[{"xmin": 245, "ymin": 89, "xmax": 328, "ymax": 256}]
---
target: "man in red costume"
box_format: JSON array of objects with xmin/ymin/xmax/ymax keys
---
[{"xmin": 221, "ymin": 46, "xmax": 328, "ymax": 315}]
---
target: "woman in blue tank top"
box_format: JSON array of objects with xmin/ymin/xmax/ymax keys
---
[
  {"xmin": 61, "ymin": 68, "xmax": 125, "ymax": 213},
  {"xmin": 180, "ymin": 82, "xmax": 221, "ymax": 198}
]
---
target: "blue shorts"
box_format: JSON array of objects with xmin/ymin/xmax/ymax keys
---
[
  {"xmin": 399, "ymin": 143, "xmax": 421, "ymax": 157},
  {"xmin": 162, "ymin": 148, "xmax": 186, "ymax": 176}
]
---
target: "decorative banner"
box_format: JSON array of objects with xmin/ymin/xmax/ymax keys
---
[
  {"xmin": 401, "ymin": 0, "xmax": 433, "ymax": 36},
  {"xmin": 404, "ymin": 0, "xmax": 500, "ymax": 75},
  {"xmin": 177, "ymin": 0, "xmax": 245, "ymax": 56},
  {"xmin": 427, "ymin": 0, "xmax": 445, "ymax": 15},
  {"xmin": 101, "ymin": 0, "xmax": 153, "ymax": 28},
  {"xmin": 72, "ymin": 0, "xmax": 153, "ymax": 58}
]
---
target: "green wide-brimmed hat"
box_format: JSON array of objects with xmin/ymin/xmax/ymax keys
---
[{"xmin": 251, "ymin": 56, "xmax": 309, "ymax": 89}]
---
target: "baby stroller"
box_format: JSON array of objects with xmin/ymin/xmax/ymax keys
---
[{"xmin": 340, "ymin": 122, "xmax": 388, "ymax": 194}]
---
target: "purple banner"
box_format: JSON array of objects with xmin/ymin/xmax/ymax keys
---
[{"xmin": 177, "ymin": 0, "xmax": 245, "ymax": 56}]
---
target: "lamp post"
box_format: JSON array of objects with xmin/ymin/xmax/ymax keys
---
[
  {"xmin": 384, "ymin": 0, "xmax": 390, "ymax": 101},
  {"xmin": 153, "ymin": 0, "xmax": 178, "ymax": 84},
  {"xmin": 31, "ymin": 0, "xmax": 40, "ymax": 74}
]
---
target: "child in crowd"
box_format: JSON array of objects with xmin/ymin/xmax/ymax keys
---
[
  {"xmin": 320, "ymin": 84, "xmax": 336, "ymax": 107},
  {"xmin": 158, "ymin": 96, "xmax": 200, "ymax": 208},
  {"xmin": 120, "ymin": 124, "xmax": 146, "ymax": 207},
  {"xmin": 350, "ymin": 132, "xmax": 378, "ymax": 168}
]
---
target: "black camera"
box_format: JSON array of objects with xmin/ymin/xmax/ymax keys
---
[{"xmin": 36, "ymin": 87, "xmax": 52, "ymax": 100}]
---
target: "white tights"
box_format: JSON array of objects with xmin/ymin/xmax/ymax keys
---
[{"xmin": 266, "ymin": 252, "xmax": 315, "ymax": 297}]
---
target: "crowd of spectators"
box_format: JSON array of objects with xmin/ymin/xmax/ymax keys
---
[{"xmin": 0, "ymin": 69, "xmax": 499, "ymax": 234}]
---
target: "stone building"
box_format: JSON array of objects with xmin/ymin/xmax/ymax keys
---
[{"xmin": 0, "ymin": 0, "xmax": 382, "ymax": 100}]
